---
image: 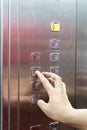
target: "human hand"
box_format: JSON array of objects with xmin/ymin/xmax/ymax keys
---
[{"xmin": 35, "ymin": 71, "xmax": 73, "ymax": 123}]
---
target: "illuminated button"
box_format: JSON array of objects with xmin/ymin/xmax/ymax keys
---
[
  {"xmin": 50, "ymin": 39, "xmax": 60, "ymax": 49},
  {"xmin": 49, "ymin": 122, "xmax": 59, "ymax": 130},
  {"xmin": 31, "ymin": 66, "xmax": 42, "ymax": 76},
  {"xmin": 30, "ymin": 125, "xmax": 41, "ymax": 130},
  {"xmin": 31, "ymin": 52, "xmax": 42, "ymax": 63},
  {"xmin": 50, "ymin": 53, "xmax": 59, "ymax": 63},
  {"xmin": 30, "ymin": 80, "xmax": 42, "ymax": 91},
  {"xmin": 31, "ymin": 94, "xmax": 41, "ymax": 104},
  {"xmin": 51, "ymin": 22, "xmax": 60, "ymax": 32},
  {"xmin": 50, "ymin": 66, "xmax": 59, "ymax": 74}
]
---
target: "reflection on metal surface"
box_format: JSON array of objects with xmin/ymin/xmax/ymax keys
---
[
  {"xmin": 76, "ymin": 0, "xmax": 87, "ymax": 108},
  {"xmin": 8, "ymin": 0, "xmax": 11, "ymax": 129},
  {"xmin": 0, "ymin": 0, "xmax": 3, "ymax": 130}
]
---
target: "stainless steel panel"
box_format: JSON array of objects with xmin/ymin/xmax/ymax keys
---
[
  {"xmin": 3, "ymin": 0, "xmax": 19, "ymax": 130},
  {"xmin": 0, "ymin": 0, "xmax": 3, "ymax": 129},
  {"xmin": 3, "ymin": 0, "xmax": 76, "ymax": 130},
  {"xmin": 3, "ymin": 0, "xmax": 9, "ymax": 130},
  {"xmin": 76, "ymin": 0, "xmax": 87, "ymax": 108}
]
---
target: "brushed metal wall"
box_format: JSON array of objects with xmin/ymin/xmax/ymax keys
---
[
  {"xmin": 0, "ymin": 0, "xmax": 3, "ymax": 130},
  {"xmin": 76, "ymin": 0, "xmax": 87, "ymax": 108},
  {"xmin": 2, "ymin": 0, "xmax": 78, "ymax": 130}
]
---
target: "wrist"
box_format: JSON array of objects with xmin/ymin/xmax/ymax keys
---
[
  {"xmin": 61, "ymin": 108, "xmax": 87, "ymax": 130},
  {"xmin": 61, "ymin": 107, "xmax": 76, "ymax": 125}
]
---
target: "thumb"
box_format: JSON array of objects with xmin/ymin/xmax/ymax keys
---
[{"xmin": 37, "ymin": 99, "xmax": 48, "ymax": 113}]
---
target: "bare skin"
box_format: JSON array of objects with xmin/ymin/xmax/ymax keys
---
[{"xmin": 35, "ymin": 71, "xmax": 87, "ymax": 130}]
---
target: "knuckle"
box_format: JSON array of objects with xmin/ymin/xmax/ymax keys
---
[{"xmin": 56, "ymin": 76, "xmax": 62, "ymax": 81}]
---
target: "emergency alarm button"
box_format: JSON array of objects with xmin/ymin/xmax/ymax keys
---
[
  {"xmin": 31, "ymin": 66, "xmax": 42, "ymax": 76},
  {"xmin": 49, "ymin": 122, "xmax": 59, "ymax": 130},
  {"xmin": 31, "ymin": 52, "xmax": 42, "ymax": 63},
  {"xmin": 50, "ymin": 53, "xmax": 59, "ymax": 63},
  {"xmin": 50, "ymin": 39, "xmax": 60, "ymax": 49}
]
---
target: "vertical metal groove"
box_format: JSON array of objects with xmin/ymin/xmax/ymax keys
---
[
  {"xmin": 75, "ymin": 0, "xmax": 78, "ymax": 109},
  {"xmin": 8, "ymin": 0, "xmax": 11, "ymax": 129},
  {"xmin": 17, "ymin": 0, "xmax": 20, "ymax": 129},
  {"xmin": 0, "ymin": 0, "xmax": 3, "ymax": 130}
]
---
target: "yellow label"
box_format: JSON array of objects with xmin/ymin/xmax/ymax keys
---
[{"xmin": 51, "ymin": 22, "xmax": 60, "ymax": 32}]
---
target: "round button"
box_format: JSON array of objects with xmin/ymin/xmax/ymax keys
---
[
  {"xmin": 31, "ymin": 80, "xmax": 42, "ymax": 91},
  {"xmin": 31, "ymin": 94, "xmax": 41, "ymax": 104}
]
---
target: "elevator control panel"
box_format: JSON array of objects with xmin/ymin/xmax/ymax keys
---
[
  {"xmin": 30, "ymin": 37, "xmax": 60, "ymax": 105},
  {"xmin": 3, "ymin": 0, "xmax": 76, "ymax": 130}
]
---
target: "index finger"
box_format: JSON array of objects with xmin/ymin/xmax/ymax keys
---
[
  {"xmin": 42, "ymin": 72, "xmax": 63, "ymax": 89},
  {"xmin": 35, "ymin": 71, "xmax": 53, "ymax": 94},
  {"xmin": 42, "ymin": 72, "xmax": 62, "ymax": 81}
]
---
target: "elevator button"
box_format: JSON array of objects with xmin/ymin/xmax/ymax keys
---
[
  {"xmin": 51, "ymin": 22, "xmax": 60, "ymax": 32},
  {"xmin": 31, "ymin": 94, "xmax": 41, "ymax": 104},
  {"xmin": 31, "ymin": 52, "xmax": 42, "ymax": 63},
  {"xmin": 30, "ymin": 125, "xmax": 41, "ymax": 130},
  {"xmin": 49, "ymin": 122, "xmax": 59, "ymax": 130},
  {"xmin": 31, "ymin": 80, "xmax": 42, "ymax": 91},
  {"xmin": 50, "ymin": 66, "xmax": 59, "ymax": 74},
  {"xmin": 50, "ymin": 39, "xmax": 60, "ymax": 49},
  {"xmin": 50, "ymin": 53, "xmax": 59, "ymax": 63},
  {"xmin": 31, "ymin": 66, "xmax": 42, "ymax": 76}
]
